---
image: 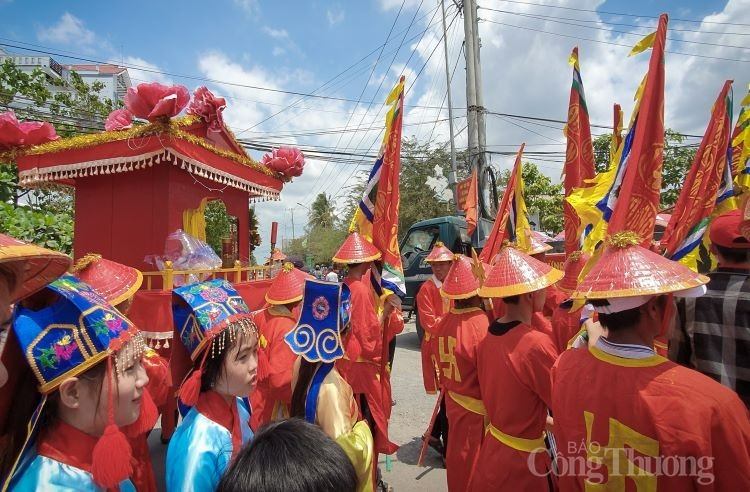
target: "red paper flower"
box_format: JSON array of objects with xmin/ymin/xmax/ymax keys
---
[
  {"xmin": 104, "ymin": 109, "xmax": 133, "ymax": 131},
  {"xmin": 124, "ymin": 82, "xmax": 190, "ymax": 122},
  {"xmin": 186, "ymin": 86, "xmax": 226, "ymax": 132},
  {"xmin": 261, "ymin": 146, "xmax": 305, "ymax": 178},
  {"xmin": 0, "ymin": 111, "xmax": 58, "ymax": 150}
]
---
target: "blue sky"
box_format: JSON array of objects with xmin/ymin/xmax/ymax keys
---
[{"xmin": 1, "ymin": 0, "xmax": 748, "ymax": 260}]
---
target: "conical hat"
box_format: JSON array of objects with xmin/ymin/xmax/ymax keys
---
[
  {"xmin": 441, "ymin": 255, "xmax": 483, "ymax": 299},
  {"xmin": 271, "ymin": 249, "xmax": 287, "ymax": 261},
  {"xmin": 73, "ymin": 253, "xmax": 143, "ymax": 306},
  {"xmin": 741, "ymin": 195, "xmax": 750, "ymax": 240},
  {"xmin": 557, "ymin": 251, "xmax": 590, "ymax": 294},
  {"xmin": 523, "ymin": 231, "xmax": 553, "ymax": 256},
  {"xmin": 332, "ymin": 232, "xmax": 381, "ymax": 264},
  {"xmin": 266, "ymin": 262, "xmax": 313, "ymax": 305},
  {"xmin": 0, "ymin": 233, "xmax": 72, "ymax": 303},
  {"xmin": 572, "ymin": 232, "xmax": 709, "ymax": 300},
  {"xmin": 425, "ymin": 241, "xmax": 453, "ymax": 262},
  {"xmin": 479, "ymin": 246, "xmax": 563, "ymax": 298}
]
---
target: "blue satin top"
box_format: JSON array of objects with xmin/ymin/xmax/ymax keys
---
[
  {"xmin": 9, "ymin": 452, "xmax": 135, "ymax": 491},
  {"xmin": 165, "ymin": 396, "xmax": 253, "ymax": 492}
]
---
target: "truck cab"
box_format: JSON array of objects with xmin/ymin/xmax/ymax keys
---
[{"xmin": 399, "ymin": 216, "xmax": 473, "ymax": 339}]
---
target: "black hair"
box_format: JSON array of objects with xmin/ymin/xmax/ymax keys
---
[
  {"xmin": 454, "ymin": 296, "xmax": 481, "ymax": 309},
  {"xmin": 290, "ymin": 358, "xmax": 320, "ymax": 419},
  {"xmin": 503, "ymin": 295, "xmax": 520, "ymax": 305},
  {"xmin": 216, "ymin": 418, "xmax": 358, "ymax": 492},
  {"xmin": 715, "ymin": 244, "xmax": 750, "ymax": 264},
  {"xmin": 589, "ymin": 299, "xmax": 642, "ymax": 331}
]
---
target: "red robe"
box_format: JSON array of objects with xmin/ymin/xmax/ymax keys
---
[
  {"xmin": 435, "ymin": 306, "xmax": 489, "ymax": 492},
  {"xmin": 250, "ymin": 305, "xmax": 298, "ymax": 430},
  {"xmin": 336, "ymin": 275, "xmax": 398, "ymax": 455},
  {"xmin": 416, "ymin": 277, "xmax": 447, "ymax": 394},
  {"xmin": 552, "ymin": 342, "xmax": 750, "ymax": 491},
  {"xmin": 468, "ymin": 321, "xmax": 557, "ymax": 491}
]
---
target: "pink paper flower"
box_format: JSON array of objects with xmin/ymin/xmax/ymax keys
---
[
  {"xmin": 104, "ymin": 108, "xmax": 133, "ymax": 131},
  {"xmin": 261, "ymin": 146, "xmax": 305, "ymax": 178},
  {"xmin": 186, "ymin": 86, "xmax": 226, "ymax": 132},
  {"xmin": 0, "ymin": 111, "xmax": 58, "ymax": 150},
  {"xmin": 124, "ymin": 82, "xmax": 190, "ymax": 122}
]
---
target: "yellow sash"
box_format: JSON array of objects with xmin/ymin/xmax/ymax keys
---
[
  {"xmin": 448, "ymin": 390, "xmax": 486, "ymax": 415},
  {"xmin": 487, "ymin": 422, "xmax": 546, "ymax": 453}
]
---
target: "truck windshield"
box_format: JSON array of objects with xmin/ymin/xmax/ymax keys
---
[{"xmin": 401, "ymin": 226, "xmax": 440, "ymax": 262}]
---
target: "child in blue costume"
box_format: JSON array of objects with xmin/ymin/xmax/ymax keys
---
[
  {"xmin": 167, "ymin": 279, "xmax": 258, "ymax": 492},
  {"xmin": 286, "ymin": 279, "xmax": 374, "ymax": 492},
  {"xmin": 1, "ymin": 275, "xmax": 149, "ymax": 491}
]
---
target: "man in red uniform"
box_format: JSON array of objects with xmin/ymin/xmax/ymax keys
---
[
  {"xmin": 552, "ymin": 232, "xmax": 750, "ymax": 490},
  {"xmin": 435, "ymin": 254, "xmax": 490, "ymax": 492},
  {"xmin": 467, "ymin": 246, "xmax": 563, "ymax": 491},
  {"xmin": 416, "ymin": 242, "xmax": 452, "ymax": 458},
  {"xmin": 250, "ymin": 262, "xmax": 310, "ymax": 429},
  {"xmin": 550, "ymin": 251, "xmax": 590, "ymax": 353},
  {"xmin": 333, "ymin": 232, "xmax": 399, "ymax": 489}
]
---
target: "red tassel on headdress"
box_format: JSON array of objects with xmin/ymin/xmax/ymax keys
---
[
  {"xmin": 91, "ymin": 356, "xmax": 134, "ymax": 489},
  {"xmin": 179, "ymin": 369, "xmax": 202, "ymax": 407}
]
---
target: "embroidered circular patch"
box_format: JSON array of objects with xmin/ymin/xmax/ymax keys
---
[{"xmin": 312, "ymin": 296, "xmax": 330, "ymax": 320}]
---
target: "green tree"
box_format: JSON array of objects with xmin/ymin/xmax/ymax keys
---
[
  {"xmin": 248, "ymin": 206, "xmax": 261, "ymax": 265},
  {"xmin": 0, "ymin": 59, "xmax": 120, "ymax": 253},
  {"xmin": 496, "ymin": 162, "xmax": 564, "ymax": 234},
  {"xmin": 307, "ymin": 193, "xmax": 336, "ymax": 230},
  {"xmin": 591, "ymin": 129, "xmax": 696, "ymax": 209},
  {"xmin": 204, "ymin": 200, "xmax": 233, "ymax": 257}
]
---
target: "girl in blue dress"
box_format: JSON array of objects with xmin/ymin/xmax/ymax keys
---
[{"xmin": 166, "ymin": 279, "xmax": 258, "ymax": 492}]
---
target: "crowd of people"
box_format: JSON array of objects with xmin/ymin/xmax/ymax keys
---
[{"xmin": 0, "ymin": 208, "xmax": 748, "ymax": 491}]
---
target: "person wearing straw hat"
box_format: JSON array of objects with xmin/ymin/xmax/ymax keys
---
[
  {"xmin": 72, "ymin": 253, "xmax": 170, "ymax": 492},
  {"xmin": 433, "ymin": 254, "xmax": 490, "ymax": 492},
  {"xmin": 670, "ymin": 209, "xmax": 750, "ymax": 409},
  {"xmin": 467, "ymin": 245, "xmax": 563, "ymax": 491},
  {"xmin": 1, "ymin": 275, "xmax": 149, "ymax": 491},
  {"xmin": 332, "ymin": 232, "xmax": 399, "ymax": 468},
  {"xmin": 250, "ymin": 262, "xmax": 312, "ymax": 429},
  {"xmin": 0, "ymin": 234, "xmax": 71, "ymax": 389},
  {"xmin": 416, "ymin": 241, "xmax": 453, "ymax": 459},
  {"xmin": 167, "ymin": 279, "xmax": 258, "ymax": 492},
  {"xmin": 287, "ymin": 279, "xmax": 375, "ymax": 492},
  {"xmin": 551, "ymin": 232, "xmax": 750, "ymax": 490},
  {"xmin": 550, "ymin": 251, "xmax": 594, "ymax": 352}
]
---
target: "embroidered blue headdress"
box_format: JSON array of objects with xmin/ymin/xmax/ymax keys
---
[{"xmin": 284, "ymin": 279, "xmax": 351, "ymax": 363}]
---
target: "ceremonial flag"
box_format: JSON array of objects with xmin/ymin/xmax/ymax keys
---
[
  {"xmin": 508, "ymin": 155, "xmax": 532, "ymax": 253},
  {"xmin": 607, "ymin": 14, "xmax": 668, "ymax": 246},
  {"xmin": 661, "ymin": 80, "xmax": 733, "ymax": 272},
  {"xmin": 732, "ymin": 84, "xmax": 750, "ymax": 193},
  {"xmin": 479, "ymin": 143, "xmax": 524, "ymax": 263},
  {"xmin": 350, "ymin": 76, "xmax": 407, "ymax": 297},
  {"xmin": 457, "ymin": 168, "xmax": 478, "ymax": 236},
  {"xmin": 562, "ymin": 46, "xmax": 596, "ymax": 256}
]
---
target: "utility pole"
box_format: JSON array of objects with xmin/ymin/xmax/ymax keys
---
[
  {"xmin": 287, "ymin": 207, "xmax": 296, "ymax": 241},
  {"xmin": 461, "ymin": 0, "xmax": 489, "ymax": 219},
  {"xmin": 442, "ymin": 0, "xmax": 459, "ymax": 210}
]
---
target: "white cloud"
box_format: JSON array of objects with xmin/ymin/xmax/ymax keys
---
[
  {"xmin": 121, "ymin": 56, "xmax": 172, "ymax": 86},
  {"xmin": 272, "ymin": 46, "xmax": 286, "ymax": 57},
  {"xmin": 263, "ymin": 27, "xmax": 289, "ymax": 40},
  {"xmin": 327, "ymin": 7, "xmax": 345, "ymax": 26},
  {"xmin": 37, "ymin": 13, "xmax": 95, "ymax": 48},
  {"xmin": 233, "ymin": 0, "xmax": 260, "ymax": 17}
]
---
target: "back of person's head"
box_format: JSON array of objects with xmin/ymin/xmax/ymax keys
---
[
  {"xmin": 217, "ymin": 418, "xmax": 357, "ymax": 492},
  {"xmin": 709, "ymin": 210, "xmax": 750, "ymax": 264}
]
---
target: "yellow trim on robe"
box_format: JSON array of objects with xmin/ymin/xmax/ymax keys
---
[
  {"xmin": 486, "ymin": 422, "xmax": 546, "ymax": 453},
  {"xmin": 448, "ymin": 390, "xmax": 487, "ymax": 415},
  {"xmin": 589, "ymin": 345, "xmax": 668, "ymax": 368}
]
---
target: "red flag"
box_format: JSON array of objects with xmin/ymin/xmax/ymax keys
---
[
  {"xmin": 479, "ymin": 143, "xmax": 524, "ymax": 263},
  {"xmin": 607, "ymin": 14, "xmax": 668, "ymax": 247},
  {"xmin": 563, "ymin": 47, "xmax": 596, "ymax": 256},
  {"xmin": 661, "ymin": 80, "xmax": 733, "ymax": 258},
  {"xmin": 463, "ymin": 168, "xmax": 478, "ymax": 236}
]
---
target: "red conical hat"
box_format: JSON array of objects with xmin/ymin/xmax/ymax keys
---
[
  {"xmin": 480, "ymin": 246, "xmax": 563, "ymax": 298},
  {"xmin": 0, "ymin": 233, "xmax": 72, "ymax": 303},
  {"xmin": 572, "ymin": 232, "xmax": 709, "ymax": 300},
  {"xmin": 441, "ymin": 255, "xmax": 483, "ymax": 299},
  {"xmin": 523, "ymin": 231, "xmax": 553, "ymax": 256},
  {"xmin": 266, "ymin": 262, "xmax": 313, "ymax": 305},
  {"xmin": 332, "ymin": 232, "xmax": 381, "ymax": 264},
  {"xmin": 426, "ymin": 241, "xmax": 453, "ymax": 262},
  {"xmin": 271, "ymin": 249, "xmax": 287, "ymax": 261},
  {"xmin": 73, "ymin": 253, "xmax": 143, "ymax": 306},
  {"xmin": 742, "ymin": 195, "xmax": 750, "ymax": 240},
  {"xmin": 557, "ymin": 251, "xmax": 590, "ymax": 294}
]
